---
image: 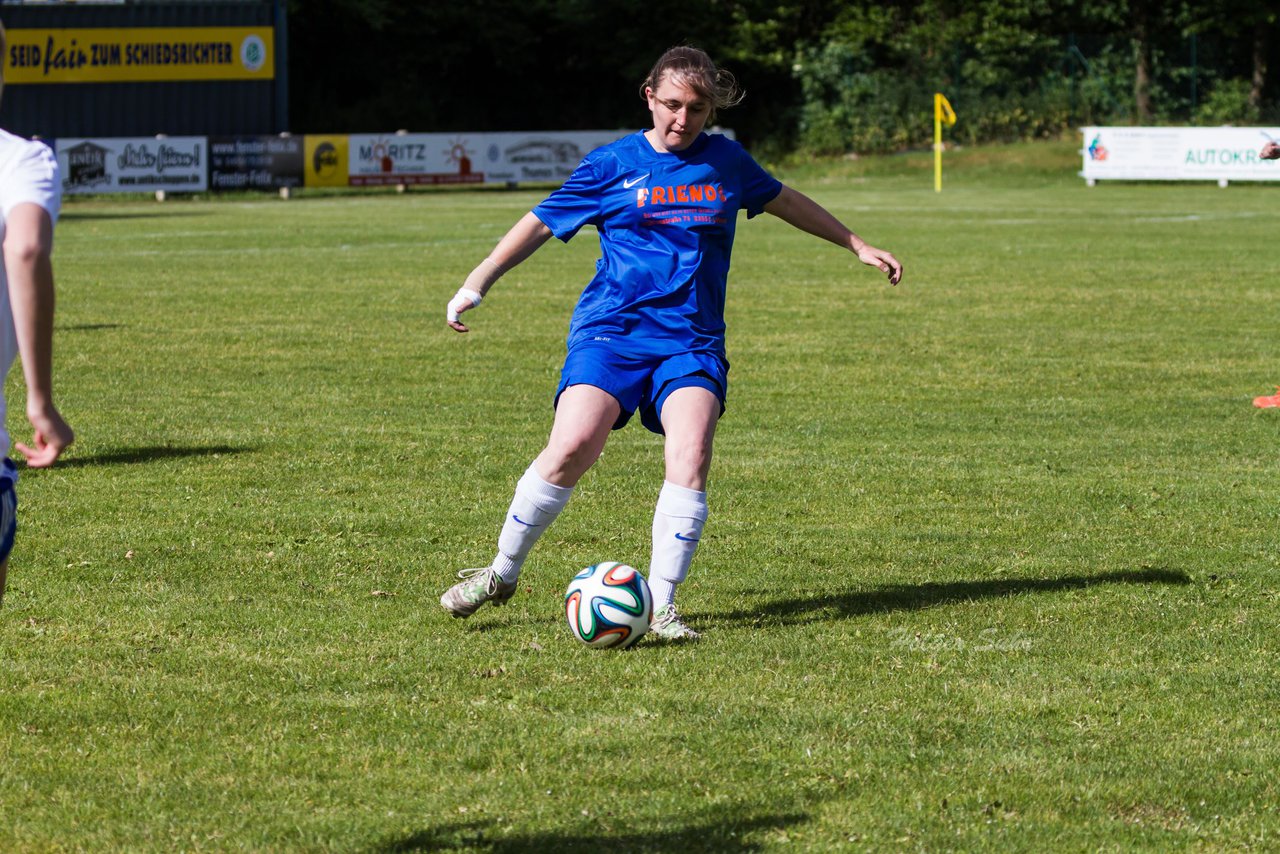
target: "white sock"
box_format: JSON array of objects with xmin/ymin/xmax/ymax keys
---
[
  {"xmin": 492, "ymin": 463, "xmax": 574, "ymax": 583},
  {"xmin": 647, "ymin": 481, "xmax": 708, "ymax": 608}
]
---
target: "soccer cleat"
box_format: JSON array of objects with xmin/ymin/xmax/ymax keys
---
[
  {"xmin": 1254, "ymin": 387, "xmax": 1280, "ymax": 408},
  {"xmin": 649, "ymin": 602, "xmax": 700, "ymax": 641},
  {"xmin": 440, "ymin": 567, "xmax": 518, "ymax": 618}
]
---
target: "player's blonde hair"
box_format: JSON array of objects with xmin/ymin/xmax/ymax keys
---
[{"xmin": 640, "ymin": 46, "xmax": 743, "ymax": 123}]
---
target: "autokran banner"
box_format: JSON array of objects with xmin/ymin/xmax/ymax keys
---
[{"xmin": 1082, "ymin": 126, "xmax": 1280, "ymax": 185}]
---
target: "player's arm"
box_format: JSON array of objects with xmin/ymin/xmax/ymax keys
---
[
  {"xmin": 446, "ymin": 212, "xmax": 555, "ymax": 333},
  {"xmin": 4, "ymin": 202, "xmax": 73, "ymax": 467},
  {"xmin": 1262, "ymin": 141, "xmax": 1280, "ymax": 161},
  {"xmin": 763, "ymin": 185, "xmax": 903, "ymax": 286}
]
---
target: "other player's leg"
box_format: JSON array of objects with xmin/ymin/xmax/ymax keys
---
[{"xmin": 0, "ymin": 473, "xmax": 17, "ymax": 607}]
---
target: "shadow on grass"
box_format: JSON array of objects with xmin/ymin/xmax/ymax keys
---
[
  {"xmin": 58, "ymin": 323, "xmax": 126, "ymax": 332},
  {"xmin": 372, "ymin": 809, "xmax": 808, "ymax": 853},
  {"xmin": 718, "ymin": 568, "xmax": 1191, "ymax": 626},
  {"xmin": 38, "ymin": 444, "xmax": 250, "ymax": 469}
]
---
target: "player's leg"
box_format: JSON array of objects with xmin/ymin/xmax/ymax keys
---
[
  {"xmin": 0, "ymin": 474, "xmax": 17, "ymax": 607},
  {"xmin": 533, "ymin": 384, "xmax": 622, "ymax": 487},
  {"xmin": 648, "ymin": 385, "xmax": 719, "ymax": 639},
  {"xmin": 656, "ymin": 385, "xmax": 719, "ymax": 491},
  {"xmin": 441, "ymin": 385, "xmax": 621, "ymax": 618},
  {"xmin": 494, "ymin": 384, "xmax": 618, "ymax": 578}
]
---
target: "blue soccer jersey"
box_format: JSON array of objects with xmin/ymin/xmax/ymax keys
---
[{"xmin": 532, "ymin": 131, "xmax": 782, "ymax": 360}]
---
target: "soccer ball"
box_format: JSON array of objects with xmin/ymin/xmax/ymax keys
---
[{"xmin": 564, "ymin": 562, "xmax": 653, "ymax": 649}]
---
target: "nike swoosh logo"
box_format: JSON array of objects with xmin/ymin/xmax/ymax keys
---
[
  {"xmin": 674, "ymin": 532, "xmax": 699, "ymax": 542},
  {"xmin": 622, "ymin": 173, "xmax": 650, "ymax": 189},
  {"xmin": 512, "ymin": 515, "xmax": 542, "ymax": 528}
]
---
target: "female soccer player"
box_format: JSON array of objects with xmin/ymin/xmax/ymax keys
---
[{"xmin": 440, "ymin": 46, "xmax": 902, "ymax": 639}]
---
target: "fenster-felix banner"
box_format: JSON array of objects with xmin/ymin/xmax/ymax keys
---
[
  {"xmin": 210, "ymin": 136, "xmax": 303, "ymax": 191},
  {"xmin": 4, "ymin": 27, "xmax": 275, "ymax": 83}
]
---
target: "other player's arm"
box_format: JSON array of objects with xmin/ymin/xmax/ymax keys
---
[
  {"xmin": 763, "ymin": 185, "xmax": 903, "ymax": 286},
  {"xmin": 446, "ymin": 212, "xmax": 555, "ymax": 333},
  {"xmin": 4, "ymin": 202, "xmax": 73, "ymax": 467}
]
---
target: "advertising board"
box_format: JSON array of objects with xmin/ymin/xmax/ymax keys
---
[
  {"xmin": 1082, "ymin": 127, "xmax": 1280, "ymax": 185},
  {"xmin": 209, "ymin": 136, "xmax": 303, "ymax": 191},
  {"xmin": 57, "ymin": 136, "xmax": 207, "ymax": 194},
  {"xmin": 5, "ymin": 27, "xmax": 275, "ymax": 84}
]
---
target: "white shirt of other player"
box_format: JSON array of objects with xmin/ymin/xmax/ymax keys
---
[{"xmin": 0, "ymin": 130, "xmax": 62, "ymax": 466}]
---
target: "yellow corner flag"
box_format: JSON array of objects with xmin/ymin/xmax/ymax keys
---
[{"xmin": 934, "ymin": 93, "xmax": 957, "ymax": 192}]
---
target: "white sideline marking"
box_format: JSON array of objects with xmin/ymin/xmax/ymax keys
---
[{"xmin": 60, "ymin": 238, "xmax": 494, "ymax": 256}]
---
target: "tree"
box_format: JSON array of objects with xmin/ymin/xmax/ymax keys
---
[
  {"xmin": 1130, "ymin": 0, "xmax": 1154, "ymax": 120},
  {"xmin": 1180, "ymin": 2, "xmax": 1277, "ymax": 120}
]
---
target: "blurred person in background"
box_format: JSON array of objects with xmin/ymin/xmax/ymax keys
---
[
  {"xmin": 1253, "ymin": 139, "xmax": 1280, "ymax": 406},
  {"xmin": 0, "ymin": 21, "xmax": 77, "ymax": 606}
]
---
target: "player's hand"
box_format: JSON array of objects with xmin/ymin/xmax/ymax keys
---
[
  {"xmin": 1262, "ymin": 141, "xmax": 1280, "ymax": 161},
  {"xmin": 856, "ymin": 244, "xmax": 903, "ymax": 286},
  {"xmin": 16, "ymin": 405, "xmax": 74, "ymax": 468},
  {"xmin": 446, "ymin": 289, "xmax": 480, "ymax": 333}
]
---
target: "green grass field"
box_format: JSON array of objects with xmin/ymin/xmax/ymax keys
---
[{"xmin": 2, "ymin": 140, "xmax": 1278, "ymax": 851}]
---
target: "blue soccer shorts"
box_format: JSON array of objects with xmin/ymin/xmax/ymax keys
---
[
  {"xmin": 0, "ymin": 460, "xmax": 17, "ymax": 565},
  {"xmin": 554, "ymin": 343, "xmax": 727, "ymax": 435}
]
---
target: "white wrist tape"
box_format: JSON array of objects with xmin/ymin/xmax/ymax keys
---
[
  {"xmin": 447, "ymin": 258, "xmax": 505, "ymax": 324},
  {"xmin": 446, "ymin": 288, "xmax": 484, "ymax": 323}
]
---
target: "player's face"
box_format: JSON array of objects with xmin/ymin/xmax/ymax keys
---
[{"xmin": 646, "ymin": 74, "xmax": 711, "ymax": 152}]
